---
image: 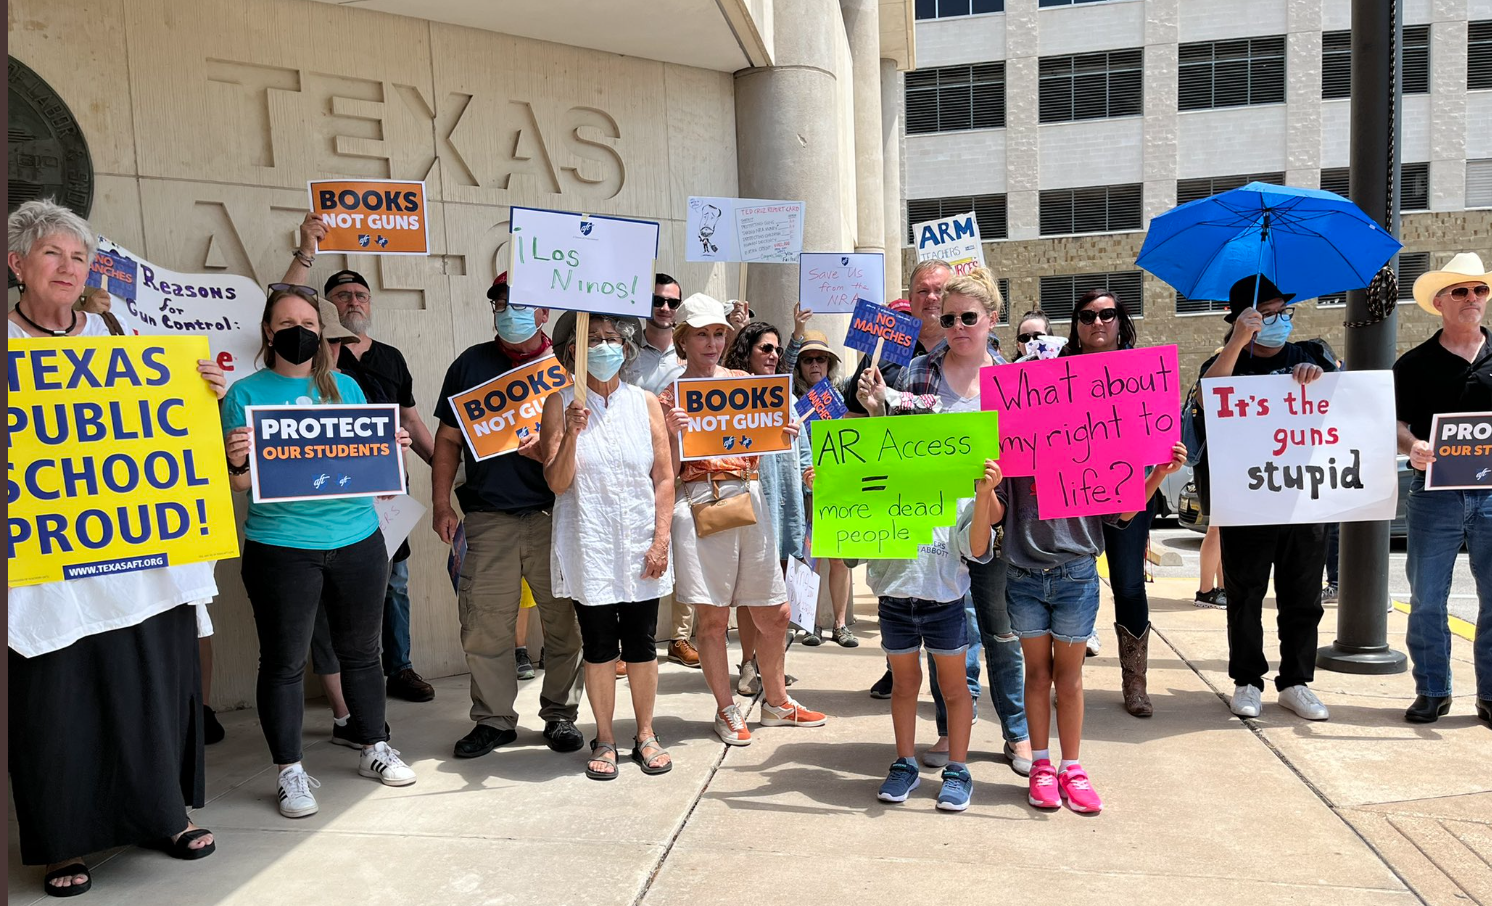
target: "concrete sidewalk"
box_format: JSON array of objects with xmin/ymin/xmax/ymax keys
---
[{"xmin": 7, "ymin": 576, "xmax": 1487, "ymax": 905}]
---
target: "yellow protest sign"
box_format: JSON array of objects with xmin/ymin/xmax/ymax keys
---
[{"xmin": 7, "ymin": 336, "xmax": 240, "ymax": 586}]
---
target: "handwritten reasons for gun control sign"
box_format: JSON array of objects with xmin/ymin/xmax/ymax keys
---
[
  {"xmin": 799, "ymin": 252, "xmax": 885, "ymax": 315},
  {"xmin": 247, "ymin": 404, "xmax": 406, "ymax": 503},
  {"xmin": 810, "ymin": 411, "xmax": 999, "ymax": 558},
  {"xmin": 844, "ymin": 299, "xmax": 921, "ymax": 368},
  {"xmin": 309, "ymin": 179, "xmax": 430, "ymax": 255},
  {"xmin": 449, "ymin": 355, "xmax": 572, "ymax": 460},
  {"xmin": 913, "ymin": 212, "xmax": 985, "ymax": 276},
  {"xmin": 1426, "ymin": 412, "xmax": 1492, "ymax": 490},
  {"xmin": 980, "ymin": 347, "xmax": 1180, "ymax": 518},
  {"xmin": 686, "ymin": 196, "xmax": 805, "ymax": 263},
  {"xmin": 1201, "ymin": 372, "xmax": 1398, "ymax": 526},
  {"xmin": 8, "ymin": 337, "xmax": 239, "ymax": 586},
  {"xmin": 508, "ymin": 206, "xmax": 660, "ymax": 316},
  {"xmin": 676, "ymin": 374, "xmax": 794, "ymax": 461}
]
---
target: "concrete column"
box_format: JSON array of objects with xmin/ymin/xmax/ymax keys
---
[
  {"xmin": 842, "ymin": 0, "xmax": 885, "ymax": 273},
  {"xmin": 881, "ymin": 59, "xmax": 904, "ymax": 297},
  {"xmin": 735, "ymin": 0, "xmax": 846, "ymax": 333},
  {"xmin": 1004, "ymin": 0, "xmax": 1041, "ymax": 240}
]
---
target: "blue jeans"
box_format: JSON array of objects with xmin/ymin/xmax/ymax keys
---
[
  {"xmin": 968, "ymin": 553, "xmax": 1027, "ymax": 743},
  {"xmin": 1404, "ymin": 473, "xmax": 1492, "ymax": 700},
  {"xmin": 1007, "ymin": 558, "xmax": 1102, "ymax": 645},
  {"xmin": 1102, "ymin": 497, "xmax": 1155, "ymax": 636},
  {"xmin": 381, "ymin": 558, "xmax": 413, "ymax": 676},
  {"xmin": 928, "ymin": 596, "xmax": 982, "ymax": 737}
]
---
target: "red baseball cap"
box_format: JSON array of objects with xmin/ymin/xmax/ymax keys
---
[{"xmin": 889, "ymin": 298, "xmax": 912, "ymax": 313}]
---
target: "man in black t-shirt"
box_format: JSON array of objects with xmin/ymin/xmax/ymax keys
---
[
  {"xmin": 1393, "ymin": 253, "xmax": 1492, "ymax": 727},
  {"xmin": 430, "ymin": 277, "xmax": 585, "ymax": 759},
  {"xmin": 1196, "ymin": 275, "xmax": 1336, "ymax": 724}
]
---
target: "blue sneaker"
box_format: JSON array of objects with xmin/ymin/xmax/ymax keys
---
[
  {"xmin": 877, "ymin": 758, "xmax": 921, "ymax": 802},
  {"xmin": 936, "ymin": 764, "xmax": 973, "ymax": 812}
]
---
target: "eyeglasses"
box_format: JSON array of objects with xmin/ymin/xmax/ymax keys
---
[
  {"xmin": 1077, "ymin": 307, "xmax": 1119, "ymax": 325},
  {"xmin": 799, "ymin": 354, "xmax": 831, "ymax": 366},
  {"xmin": 1443, "ymin": 284, "xmax": 1491, "ymax": 300},
  {"xmin": 1016, "ymin": 332, "xmax": 1043, "ymax": 344},
  {"xmin": 268, "ymin": 283, "xmax": 318, "ymax": 302},
  {"xmin": 1261, "ymin": 308, "xmax": 1295, "ymax": 324},
  {"xmin": 330, "ymin": 290, "xmax": 371, "ymax": 304},
  {"xmin": 652, "ymin": 294, "xmax": 682, "ymax": 309},
  {"xmin": 490, "ymin": 301, "xmax": 533, "ymax": 312},
  {"xmin": 756, "ymin": 344, "xmax": 782, "ymax": 356},
  {"xmin": 939, "ymin": 311, "xmax": 981, "ymax": 328},
  {"xmin": 586, "ymin": 337, "xmax": 623, "ymax": 349}
]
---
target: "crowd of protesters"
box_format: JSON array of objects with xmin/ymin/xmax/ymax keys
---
[{"xmin": 7, "ymin": 198, "xmax": 1489, "ymax": 896}]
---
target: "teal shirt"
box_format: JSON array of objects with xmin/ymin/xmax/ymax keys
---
[{"xmin": 222, "ymin": 369, "xmax": 382, "ymax": 550}]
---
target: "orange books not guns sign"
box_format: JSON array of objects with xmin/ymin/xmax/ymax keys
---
[
  {"xmin": 449, "ymin": 356, "xmax": 573, "ymax": 460},
  {"xmin": 676, "ymin": 374, "xmax": 793, "ymax": 461},
  {"xmin": 308, "ymin": 179, "xmax": 430, "ymax": 255}
]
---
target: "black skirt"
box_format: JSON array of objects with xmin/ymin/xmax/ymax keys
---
[{"xmin": 8, "ymin": 604, "xmax": 205, "ymax": 865}]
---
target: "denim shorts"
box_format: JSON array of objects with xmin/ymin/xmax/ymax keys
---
[
  {"xmin": 879, "ymin": 596, "xmax": 968, "ymax": 656},
  {"xmin": 1006, "ymin": 557, "xmax": 1101, "ymax": 645}
]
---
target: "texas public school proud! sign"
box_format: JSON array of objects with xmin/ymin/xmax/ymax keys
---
[
  {"xmin": 449, "ymin": 355, "xmax": 573, "ymax": 460},
  {"xmin": 309, "ymin": 179, "xmax": 429, "ymax": 255},
  {"xmin": 1201, "ymin": 371, "xmax": 1398, "ymax": 526},
  {"xmin": 7, "ymin": 337, "xmax": 239, "ymax": 586},
  {"xmin": 247, "ymin": 404, "xmax": 406, "ymax": 503},
  {"xmin": 676, "ymin": 374, "xmax": 793, "ymax": 461},
  {"xmin": 508, "ymin": 206, "xmax": 660, "ymax": 317}
]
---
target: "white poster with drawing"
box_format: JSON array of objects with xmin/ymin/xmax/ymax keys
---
[
  {"xmin": 374, "ymin": 494, "xmax": 427, "ymax": 559},
  {"xmin": 1201, "ymin": 371, "xmax": 1399, "ymax": 527},
  {"xmin": 686, "ymin": 196, "xmax": 805, "ymax": 264},
  {"xmin": 798, "ymin": 252, "xmax": 885, "ymax": 314},
  {"xmin": 786, "ymin": 557, "xmax": 821, "ymax": 633},
  {"xmin": 508, "ymin": 206, "xmax": 660, "ymax": 316}
]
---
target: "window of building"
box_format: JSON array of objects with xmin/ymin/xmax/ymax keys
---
[
  {"xmin": 1038, "ymin": 48, "xmax": 1143, "ymax": 123},
  {"xmin": 906, "ymin": 195, "xmax": 1009, "ymax": 244},
  {"xmin": 915, "ymin": 0, "xmax": 1004, "ymax": 19},
  {"xmin": 1467, "ymin": 158, "xmax": 1492, "ymax": 207},
  {"xmin": 1038, "ymin": 184, "xmax": 1142, "ymax": 235},
  {"xmin": 1317, "ymin": 252, "xmax": 1431, "ymax": 307},
  {"xmin": 1322, "ymin": 26, "xmax": 1430, "ymax": 98},
  {"xmin": 1038, "ymin": 271, "xmax": 1145, "ymax": 322},
  {"xmin": 1038, "ymin": 0, "xmax": 1121, "ymax": 7},
  {"xmin": 1178, "ymin": 36, "xmax": 1286, "ymax": 110},
  {"xmin": 1470, "ymin": 21, "xmax": 1492, "ymax": 89},
  {"xmin": 1319, "ymin": 162, "xmax": 1429, "ymax": 211},
  {"xmin": 997, "ymin": 278, "xmax": 1012, "ymax": 326},
  {"xmin": 906, "ymin": 62, "xmax": 1006, "ymax": 134},
  {"xmin": 1174, "ymin": 292, "xmax": 1229, "ymax": 316},
  {"xmin": 1176, "ymin": 172, "xmax": 1287, "ymax": 204}
]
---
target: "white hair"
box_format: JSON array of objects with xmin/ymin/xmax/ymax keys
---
[{"xmin": 8, "ymin": 199, "xmax": 98, "ymax": 264}]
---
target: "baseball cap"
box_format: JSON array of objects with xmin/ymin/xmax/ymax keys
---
[{"xmin": 324, "ymin": 270, "xmax": 370, "ymax": 296}]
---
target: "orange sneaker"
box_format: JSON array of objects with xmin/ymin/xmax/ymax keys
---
[
  {"xmin": 760, "ymin": 697, "xmax": 827, "ymax": 727},
  {"xmin": 714, "ymin": 704, "xmax": 752, "ymax": 746}
]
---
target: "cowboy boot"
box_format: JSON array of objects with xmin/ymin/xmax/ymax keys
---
[{"xmin": 1115, "ymin": 622, "xmax": 1153, "ymax": 717}]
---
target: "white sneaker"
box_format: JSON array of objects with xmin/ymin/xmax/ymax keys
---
[
  {"xmin": 1230, "ymin": 685, "xmax": 1263, "ymax": 718},
  {"xmin": 359, "ymin": 741, "xmax": 417, "ymax": 786},
  {"xmin": 277, "ymin": 764, "xmax": 321, "ymax": 818},
  {"xmin": 1278, "ymin": 684, "xmax": 1330, "ymax": 721},
  {"xmin": 1085, "ymin": 635, "xmax": 1102, "ymax": 657},
  {"xmin": 714, "ymin": 704, "xmax": 752, "ymax": 746}
]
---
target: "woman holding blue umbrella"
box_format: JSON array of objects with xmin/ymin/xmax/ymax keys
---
[{"xmin": 1195, "ymin": 275, "xmax": 1337, "ymax": 723}]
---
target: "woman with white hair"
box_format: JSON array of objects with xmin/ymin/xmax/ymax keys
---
[
  {"xmin": 541, "ymin": 311, "xmax": 675, "ymax": 780},
  {"xmin": 8, "ymin": 199, "xmax": 226, "ymax": 896}
]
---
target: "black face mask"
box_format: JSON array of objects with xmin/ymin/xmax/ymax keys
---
[{"xmin": 271, "ymin": 325, "xmax": 320, "ymax": 365}]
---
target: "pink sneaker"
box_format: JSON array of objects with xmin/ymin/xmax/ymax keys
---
[
  {"xmin": 1027, "ymin": 759, "xmax": 1060, "ymax": 809},
  {"xmin": 1058, "ymin": 764, "xmax": 1103, "ymax": 813}
]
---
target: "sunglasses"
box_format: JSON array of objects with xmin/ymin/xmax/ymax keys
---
[
  {"xmin": 268, "ymin": 283, "xmax": 318, "ymax": 302},
  {"xmin": 755, "ymin": 343, "xmax": 782, "ymax": 356},
  {"xmin": 1077, "ymin": 307, "xmax": 1119, "ymax": 325},
  {"xmin": 652, "ymin": 294, "xmax": 682, "ymax": 309},
  {"xmin": 939, "ymin": 311, "xmax": 982, "ymax": 328},
  {"xmin": 1443, "ymin": 284, "xmax": 1491, "ymax": 300},
  {"xmin": 1016, "ymin": 332, "xmax": 1043, "ymax": 344}
]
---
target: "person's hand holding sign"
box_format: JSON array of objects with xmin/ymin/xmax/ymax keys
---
[
  {"xmin": 376, "ymin": 428, "xmax": 414, "ymax": 502},
  {"xmin": 515, "ymin": 431, "xmax": 545, "ymax": 463},
  {"xmin": 225, "ymin": 427, "xmax": 253, "ymax": 492},
  {"xmin": 1292, "ymin": 362, "xmax": 1324, "ymax": 385},
  {"xmin": 1155, "ymin": 442, "xmax": 1189, "ymax": 477},
  {"xmin": 564, "ymin": 399, "xmax": 590, "ymax": 435},
  {"xmin": 803, "ymin": 465, "xmax": 815, "ymax": 490},
  {"xmin": 433, "ymin": 505, "xmax": 459, "ymax": 545},
  {"xmin": 783, "ymin": 419, "xmax": 801, "ymax": 445},
  {"xmin": 857, "ymin": 364, "xmax": 887, "ymax": 416},
  {"xmin": 1408, "ymin": 438, "xmax": 1436, "ymax": 470},
  {"xmin": 297, "ymin": 210, "xmax": 327, "ymax": 257},
  {"xmin": 969, "ymin": 458, "xmax": 1005, "ymax": 560},
  {"xmin": 792, "ymin": 301, "xmax": 812, "ymax": 341},
  {"xmin": 641, "ymin": 540, "xmax": 669, "ymax": 580},
  {"xmin": 197, "ymin": 360, "xmax": 228, "ymax": 400},
  {"xmin": 665, "ymin": 404, "xmax": 690, "ymax": 436}
]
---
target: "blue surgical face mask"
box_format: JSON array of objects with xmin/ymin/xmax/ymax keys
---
[
  {"xmin": 587, "ymin": 341, "xmax": 626, "ymax": 381},
  {"xmin": 494, "ymin": 305, "xmax": 537, "ymax": 343},
  {"xmin": 1254, "ymin": 316, "xmax": 1294, "ymax": 348}
]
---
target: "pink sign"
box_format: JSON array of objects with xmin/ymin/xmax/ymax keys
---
[{"xmin": 980, "ymin": 346, "xmax": 1181, "ymax": 518}]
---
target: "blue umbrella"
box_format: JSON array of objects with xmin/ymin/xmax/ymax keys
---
[{"xmin": 1136, "ymin": 182, "xmax": 1402, "ymax": 304}]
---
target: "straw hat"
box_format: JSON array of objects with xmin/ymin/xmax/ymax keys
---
[
  {"xmin": 1411, "ymin": 252, "xmax": 1492, "ymax": 315},
  {"xmin": 797, "ymin": 329, "xmax": 840, "ymax": 366},
  {"xmin": 319, "ymin": 300, "xmax": 357, "ymax": 341}
]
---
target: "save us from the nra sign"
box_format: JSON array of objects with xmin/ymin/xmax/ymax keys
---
[{"xmin": 308, "ymin": 179, "xmax": 429, "ymax": 255}]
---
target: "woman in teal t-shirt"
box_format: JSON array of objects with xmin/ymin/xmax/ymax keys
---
[{"xmin": 222, "ymin": 285, "xmax": 416, "ymax": 819}]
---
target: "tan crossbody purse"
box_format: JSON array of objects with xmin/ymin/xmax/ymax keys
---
[{"xmin": 689, "ymin": 473, "xmax": 758, "ymax": 537}]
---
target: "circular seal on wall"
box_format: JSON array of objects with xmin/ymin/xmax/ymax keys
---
[{"xmin": 8, "ymin": 55, "xmax": 94, "ymax": 218}]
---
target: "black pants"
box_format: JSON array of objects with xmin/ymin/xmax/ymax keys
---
[
  {"xmin": 1103, "ymin": 495, "xmax": 1158, "ymax": 636},
  {"xmin": 574, "ymin": 599, "xmax": 660, "ymax": 664},
  {"xmin": 242, "ymin": 530, "xmax": 390, "ymax": 764},
  {"xmin": 1219, "ymin": 523, "xmax": 1327, "ymax": 692}
]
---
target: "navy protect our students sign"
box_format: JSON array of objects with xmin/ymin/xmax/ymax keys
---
[{"xmin": 246, "ymin": 404, "xmax": 406, "ymax": 503}]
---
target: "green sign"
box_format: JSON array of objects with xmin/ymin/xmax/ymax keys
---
[{"xmin": 810, "ymin": 411, "xmax": 1000, "ymax": 558}]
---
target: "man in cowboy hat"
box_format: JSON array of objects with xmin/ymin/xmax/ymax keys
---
[
  {"xmin": 1394, "ymin": 252, "xmax": 1492, "ymax": 727},
  {"xmin": 1198, "ymin": 274, "xmax": 1338, "ymax": 722}
]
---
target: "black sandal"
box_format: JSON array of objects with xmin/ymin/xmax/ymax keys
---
[
  {"xmin": 43, "ymin": 863, "xmax": 91, "ymax": 898},
  {"xmin": 631, "ymin": 734, "xmax": 673, "ymax": 775},
  {"xmin": 586, "ymin": 739, "xmax": 619, "ymax": 781}
]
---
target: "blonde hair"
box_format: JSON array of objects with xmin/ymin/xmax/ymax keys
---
[
  {"xmin": 257, "ymin": 290, "xmax": 342, "ymax": 403},
  {"xmin": 943, "ymin": 267, "xmax": 1004, "ymax": 322}
]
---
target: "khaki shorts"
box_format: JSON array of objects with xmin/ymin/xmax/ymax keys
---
[{"xmin": 672, "ymin": 478, "xmax": 788, "ymax": 608}]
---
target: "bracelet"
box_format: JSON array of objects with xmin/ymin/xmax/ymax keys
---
[
  {"xmin": 227, "ymin": 459, "xmax": 250, "ymax": 476},
  {"xmin": 292, "ymin": 249, "xmax": 315, "ymax": 267}
]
